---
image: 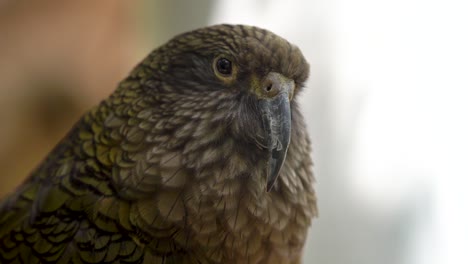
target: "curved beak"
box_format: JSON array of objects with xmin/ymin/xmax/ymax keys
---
[{"xmin": 257, "ymin": 73, "xmax": 294, "ymax": 192}]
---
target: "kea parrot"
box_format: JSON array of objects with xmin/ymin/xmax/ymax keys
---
[{"xmin": 0, "ymin": 24, "xmax": 317, "ymax": 264}]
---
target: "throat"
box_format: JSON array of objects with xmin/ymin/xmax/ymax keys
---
[{"xmin": 191, "ymin": 148, "xmax": 268, "ymax": 199}]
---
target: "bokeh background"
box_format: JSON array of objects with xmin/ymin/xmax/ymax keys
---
[{"xmin": 1, "ymin": 0, "xmax": 467, "ymax": 263}]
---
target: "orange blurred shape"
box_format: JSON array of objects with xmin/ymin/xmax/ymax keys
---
[{"xmin": 0, "ymin": 0, "xmax": 141, "ymax": 196}]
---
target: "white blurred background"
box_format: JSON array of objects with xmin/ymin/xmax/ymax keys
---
[{"xmin": 1, "ymin": 0, "xmax": 467, "ymax": 263}]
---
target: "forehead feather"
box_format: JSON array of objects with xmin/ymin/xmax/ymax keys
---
[{"xmin": 168, "ymin": 24, "xmax": 309, "ymax": 85}]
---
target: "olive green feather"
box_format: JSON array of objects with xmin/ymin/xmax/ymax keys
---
[{"xmin": 0, "ymin": 24, "xmax": 316, "ymax": 264}]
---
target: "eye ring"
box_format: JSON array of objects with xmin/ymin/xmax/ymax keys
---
[
  {"xmin": 213, "ymin": 55, "xmax": 237, "ymax": 83},
  {"xmin": 215, "ymin": 57, "xmax": 233, "ymax": 76}
]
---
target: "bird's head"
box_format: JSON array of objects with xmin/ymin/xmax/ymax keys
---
[{"xmin": 121, "ymin": 24, "xmax": 309, "ymax": 192}]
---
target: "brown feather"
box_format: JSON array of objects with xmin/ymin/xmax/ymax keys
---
[{"xmin": 0, "ymin": 24, "xmax": 316, "ymax": 263}]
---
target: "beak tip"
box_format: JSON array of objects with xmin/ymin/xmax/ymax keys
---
[
  {"xmin": 265, "ymin": 149, "xmax": 288, "ymax": 192},
  {"xmin": 266, "ymin": 179, "xmax": 276, "ymax": 192}
]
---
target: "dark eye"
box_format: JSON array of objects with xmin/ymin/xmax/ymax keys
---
[{"xmin": 215, "ymin": 58, "xmax": 232, "ymax": 75}]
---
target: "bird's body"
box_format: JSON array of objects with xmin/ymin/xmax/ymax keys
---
[{"xmin": 0, "ymin": 25, "xmax": 317, "ymax": 263}]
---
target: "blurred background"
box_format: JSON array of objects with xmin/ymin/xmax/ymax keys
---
[{"xmin": 1, "ymin": 0, "xmax": 467, "ymax": 263}]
